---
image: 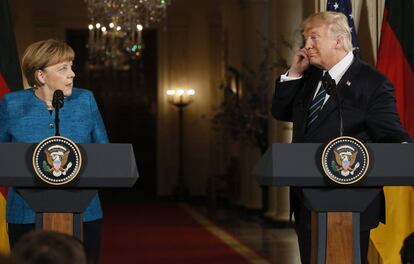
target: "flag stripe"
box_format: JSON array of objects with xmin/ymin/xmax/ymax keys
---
[
  {"xmin": 0, "ymin": 0, "xmax": 22, "ymax": 92},
  {"xmin": 376, "ymin": 6, "xmax": 414, "ymax": 137},
  {"xmin": 385, "ymin": 0, "xmax": 414, "ymax": 72},
  {"xmin": 370, "ymin": 1, "xmax": 414, "ymax": 263},
  {"xmin": 0, "ymin": 189, "xmax": 6, "ymax": 198},
  {"xmin": 0, "ymin": 194, "xmax": 8, "ymax": 255},
  {"xmin": 0, "ymin": 73, "xmax": 10, "ymax": 100},
  {"xmin": 1, "ymin": 0, "xmax": 22, "ymax": 254}
]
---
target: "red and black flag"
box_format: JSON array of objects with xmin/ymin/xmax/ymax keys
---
[
  {"xmin": 0, "ymin": 0, "xmax": 22, "ymax": 254},
  {"xmin": 376, "ymin": 0, "xmax": 414, "ymax": 136},
  {"xmin": 370, "ymin": 1, "xmax": 414, "ymax": 263}
]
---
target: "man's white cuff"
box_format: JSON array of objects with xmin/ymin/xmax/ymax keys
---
[{"xmin": 280, "ymin": 71, "xmax": 302, "ymax": 82}]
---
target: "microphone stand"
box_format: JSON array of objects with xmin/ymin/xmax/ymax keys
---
[
  {"xmin": 330, "ymin": 80, "xmax": 343, "ymax": 137},
  {"xmin": 52, "ymin": 90, "xmax": 64, "ymax": 136},
  {"xmin": 55, "ymin": 107, "xmax": 60, "ymax": 136},
  {"xmin": 324, "ymin": 76, "xmax": 343, "ymax": 137}
]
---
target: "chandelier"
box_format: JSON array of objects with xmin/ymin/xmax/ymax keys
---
[{"xmin": 85, "ymin": 0, "xmax": 170, "ymax": 70}]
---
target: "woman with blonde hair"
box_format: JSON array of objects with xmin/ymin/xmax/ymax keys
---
[{"xmin": 0, "ymin": 39, "xmax": 108, "ymax": 263}]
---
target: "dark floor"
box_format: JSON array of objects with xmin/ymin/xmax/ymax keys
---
[{"xmin": 192, "ymin": 202, "xmax": 301, "ymax": 264}]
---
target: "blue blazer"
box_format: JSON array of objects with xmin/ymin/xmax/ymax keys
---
[{"xmin": 0, "ymin": 88, "xmax": 109, "ymax": 224}]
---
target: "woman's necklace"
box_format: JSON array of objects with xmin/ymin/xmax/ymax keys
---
[{"xmin": 34, "ymin": 88, "xmax": 53, "ymax": 110}]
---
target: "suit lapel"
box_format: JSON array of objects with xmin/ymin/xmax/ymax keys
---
[
  {"xmin": 296, "ymin": 69, "xmax": 323, "ymax": 138},
  {"xmin": 306, "ymin": 58, "xmax": 361, "ymax": 137}
]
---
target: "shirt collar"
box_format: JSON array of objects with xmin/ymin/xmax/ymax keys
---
[{"xmin": 326, "ymin": 51, "xmax": 354, "ymax": 84}]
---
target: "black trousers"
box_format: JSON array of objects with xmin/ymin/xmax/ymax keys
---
[{"xmin": 8, "ymin": 220, "xmax": 102, "ymax": 264}]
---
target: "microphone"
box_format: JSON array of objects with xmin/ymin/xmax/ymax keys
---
[
  {"xmin": 52, "ymin": 90, "xmax": 64, "ymax": 136},
  {"xmin": 52, "ymin": 89, "xmax": 64, "ymax": 109},
  {"xmin": 323, "ymin": 73, "xmax": 343, "ymax": 137}
]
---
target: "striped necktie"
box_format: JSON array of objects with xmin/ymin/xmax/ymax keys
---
[{"xmin": 307, "ymin": 72, "xmax": 331, "ymax": 127}]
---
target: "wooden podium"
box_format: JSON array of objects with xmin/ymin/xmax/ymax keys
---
[
  {"xmin": 254, "ymin": 143, "xmax": 414, "ymax": 264},
  {"xmin": 0, "ymin": 143, "xmax": 139, "ymax": 240}
]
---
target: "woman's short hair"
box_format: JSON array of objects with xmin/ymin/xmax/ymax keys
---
[
  {"xmin": 301, "ymin": 11, "xmax": 353, "ymax": 52},
  {"xmin": 21, "ymin": 39, "xmax": 75, "ymax": 87}
]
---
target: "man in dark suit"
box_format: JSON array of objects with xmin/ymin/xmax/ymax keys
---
[{"xmin": 271, "ymin": 11, "xmax": 411, "ymax": 264}]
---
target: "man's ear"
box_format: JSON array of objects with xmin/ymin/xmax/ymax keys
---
[
  {"xmin": 335, "ymin": 35, "xmax": 344, "ymax": 50},
  {"xmin": 35, "ymin": 69, "xmax": 45, "ymax": 86}
]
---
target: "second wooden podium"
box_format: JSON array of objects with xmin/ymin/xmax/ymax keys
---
[{"xmin": 254, "ymin": 143, "xmax": 414, "ymax": 264}]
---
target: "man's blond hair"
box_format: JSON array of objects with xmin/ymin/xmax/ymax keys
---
[
  {"xmin": 21, "ymin": 39, "xmax": 74, "ymax": 87},
  {"xmin": 302, "ymin": 11, "xmax": 353, "ymax": 52}
]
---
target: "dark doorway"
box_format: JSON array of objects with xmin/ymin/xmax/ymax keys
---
[{"xmin": 66, "ymin": 29, "xmax": 158, "ymax": 200}]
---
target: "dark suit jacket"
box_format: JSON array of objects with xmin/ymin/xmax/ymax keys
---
[{"xmin": 271, "ymin": 58, "xmax": 411, "ymax": 230}]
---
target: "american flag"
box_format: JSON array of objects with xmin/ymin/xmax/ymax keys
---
[{"xmin": 327, "ymin": 0, "xmax": 360, "ymax": 57}]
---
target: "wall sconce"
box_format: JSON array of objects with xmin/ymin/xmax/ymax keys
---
[{"xmin": 165, "ymin": 88, "xmax": 196, "ymax": 199}]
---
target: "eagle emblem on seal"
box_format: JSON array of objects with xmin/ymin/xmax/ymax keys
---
[
  {"xmin": 42, "ymin": 145, "xmax": 73, "ymax": 177},
  {"xmin": 331, "ymin": 145, "xmax": 360, "ymax": 177},
  {"xmin": 321, "ymin": 136, "xmax": 369, "ymax": 185}
]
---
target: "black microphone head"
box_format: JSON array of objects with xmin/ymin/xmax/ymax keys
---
[
  {"xmin": 325, "ymin": 85, "xmax": 333, "ymax": 95},
  {"xmin": 52, "ymin": 89, "xmax": 64, "ymax": 109}
]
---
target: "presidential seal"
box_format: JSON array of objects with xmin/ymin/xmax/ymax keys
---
[
  {"xmin": 321, "ymin": 136, "xmax": 370, "ymax": 185},
  {"xmin": 32, "ymin": 136, "xmax": 82, "ymax": 185}
]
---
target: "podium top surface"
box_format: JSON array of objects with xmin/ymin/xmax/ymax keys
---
[
  {"xmin": 254, "ymin": 143, "xmax": 414, "ymax": 187},
  {"xmin": 0, "ymin": 143, "xmax": 138, "ymax": 188}
]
